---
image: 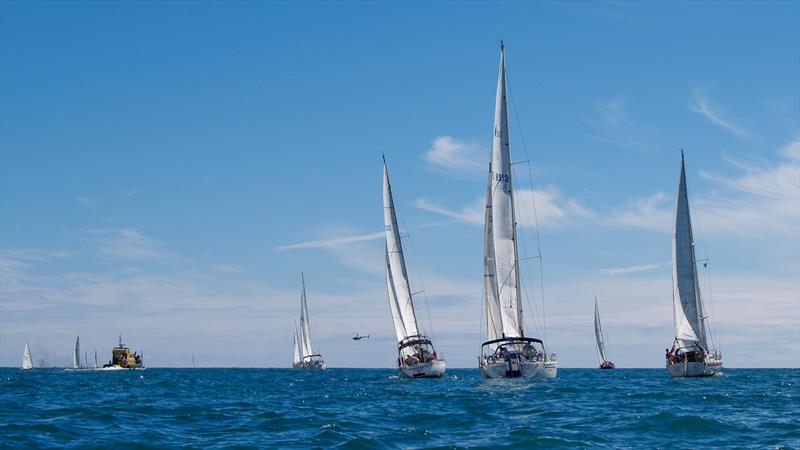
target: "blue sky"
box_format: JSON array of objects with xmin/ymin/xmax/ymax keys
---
[{"xmin": 1, "ymin": 1, "xmax": 798, "ymax": 368}]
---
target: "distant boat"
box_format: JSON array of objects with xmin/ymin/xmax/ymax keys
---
[
  {"xmin": 478, "ymin": 42, "xmax": 557, "ymax": 379},
  {"xmin": 594, "ymin": 298, "xmax": 615, "ymax": 369},
  {"xmin": 22, "ymin": 342, "xmax": 33, "ymax": 370},
  {"xmin": 94, "ymin": 350, "xmax": 98, "ymax": 369},
  {"xmin": 192, "ymin": 353, "xmax": 197, "ymax": 369},
  {"xmin": 665, "ymin": 152, "xmax": 722, "ymax": 377},
  {"xmin": 293, "ymin": 274, "xmax": 325, "ymax": 370},
  {"xmin": 382, "ymin": 157, "xmax": 445, "ymax": 378},
  {"xmin": 73, "ymin": 336, "xmax": 81, "ymax": 369}
]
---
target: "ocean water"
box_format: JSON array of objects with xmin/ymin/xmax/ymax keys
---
[{"xmin": 1, "ymin": 368, "xmax": 797, "ymax": 449}]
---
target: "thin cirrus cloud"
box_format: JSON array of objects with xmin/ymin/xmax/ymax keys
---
[
  {"xmin": 415, "ymin": 186, "xmax": 592, "ymax": 228},
  {"xmin": 689, "ymin": 90, "xmax": 750, "ymax": 137},
  {"xmin": 599, "ymin": 262, "xmax": 668, "ymax": 276},
  {"xmin": 275, "ymin": 231, "xmax": 384, "ymax": 251},
  {"xmin": 610, "ymin": 140, "xmax": 800, "ymax": 236},
  {"xmin": 423, "ymin": 136, "xmax": 486, "ymax": 175}
]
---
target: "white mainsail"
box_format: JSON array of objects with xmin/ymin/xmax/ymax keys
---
[
  {"xmin": 382, "ymin": 160, "xmax": 420, "ymax": 339},
  {"xmin": 488, "ymin": 43, "xmax": 523, "ymax": 338},
  {"xmin": 594, "ymin": 298, "xmax": 608, "ymax": 364},
  {"xmin": 292, "ymin": 327, "xmax": 301, "ymax": 365},
  {"xmin": 73, "ymin": 336, "xmax": 81, "ymax": 369},
  {"xmin": 484, "ymin": 169, "xmax": 504, "ymax": 342},
  {"xmin": 22, "ymin": 342, "xmax": 33, "ymax": 369},
  {"xmin": 672, "ymin": 153, "xmax": 707, "ymax": 349},
  {"xmin": 299, "ymin": 274, "xmax": 314, "ymax": 357},
  {"xmin": 94, "ymin": 350, "xmax": 98, "ymax": 369}
]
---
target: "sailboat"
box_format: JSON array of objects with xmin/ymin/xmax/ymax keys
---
[
  {"xmin": 22, "ymin": 342, "xmax": 33, "ymax": 370},
  {"xmin": 73, "ymin": 336, "xmax": 81, "ymax": 369},
  {"xmin": 294, "ymin": 274, "xmax": 326, "ymax": 370},
  {"xmin": 666, "ymin": 151, "xmax": 723, "ymax": 377},
  {"xmin": 94, "ymin": 350, "xmax": 98, "ymax": 369},
  {"xmin": 479, "ymin": 42, "xmax": 557, "ymax": 379},
  {"xmin": 594, "ymin": 298, "xmax": 615, "ymax": 369},
  {"xmin": 382, "ymin": 158, "xmax": 446, "ymax": 378}
]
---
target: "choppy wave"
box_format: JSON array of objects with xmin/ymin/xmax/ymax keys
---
[{"xmin": 1, "ymin": 368, "xmax": 797, "ymax": 448}]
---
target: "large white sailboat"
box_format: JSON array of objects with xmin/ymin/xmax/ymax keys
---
[
  {"xmin": 382, "ymin": 158, "xmax": 446, "ymax": 378},
  {"xmin": 479, "ymin": 43, "xmax": 557, "ymax": 379},
  {"xmin": 666, "ymin": 152, "xmax": 722, "ymax": 377},
  {"xmin": 294, "ymin": 274, "xmax": 325, "ymax": 370},
  {"xmin": 22, "ymin": 342, "xmax": 33, "ymax": 370},
  {"xmin": 594, "ymin": 298, "xmax": 615, "ymax": 369}
]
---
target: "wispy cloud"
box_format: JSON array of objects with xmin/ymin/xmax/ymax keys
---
[
  {"xmin": 423, "ymin": 136, "xmax": 486, "ymax": 175},
  {"xmin": 85, "ymin": 228, "xmax": 174, "ymax": 260},
  {"xmin": 415, "ymin": 186, "xmax": 592, "ymax": 228},
  {"xmin": 587, "ymin": 97, "xmax": 655, "ymax": 153},
  {"xmin": 607, "ymin": 192, "xmax": 672, "ymax": 232},
  {"xmin": 689, "ymin": 90, "xmax": 750, "ymax": 137},
  {"xmin": 599, "ymin": 262, "xmax": 667, "ymax": 276},
  {"xmin": 275, "ymin": 231, "xmax": 384, "ymax": 250}
]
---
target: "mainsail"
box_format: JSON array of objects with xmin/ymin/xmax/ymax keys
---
[
  {"xmin": 22, "ymin": 342, "xmax": 33, "ymax": 369},
  {"xmin": 73, "ymin": 336, "xmax": 81, "ymax": 369},
  {"xmin": 594, "ymin": 298, "xmax": 608, "ymax": 364},
  {"xmin": 486, "ymin": 43, "xmax": 523, "ymax": 339},
  {"xmin": 672, "ymin": 153, "xmax": 707, "ymax": 349},
  {"xmin": 382, "ymin": 160, "xmax": 420, "ymax": 340},
  {"xmin": 299, "ymin": 274, "xmax": 314, "ymax": 357}
]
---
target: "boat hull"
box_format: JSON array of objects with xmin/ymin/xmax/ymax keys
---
[
  {"xmin": 666, "ymin": 359, "xmax": 722, "ymax": 377},
  {"xmin": 399, "ymin": 359, "xmax": 445, "ymax": 378},
  {"xmin": 301, "ymin": 362, "xmax": 326, "ymax": 371},
  {"xmin": 480, "ymin": 360, "xmax": 557, "ymax": 379}
]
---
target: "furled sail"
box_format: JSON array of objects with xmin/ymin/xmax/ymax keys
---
[
  {"xmin": 382, "ymin": 160, "xmax": 419, "ymax": 340},
  {"xmin": 73, "ymin": 336, "xmax": 81, "ymax": 369},
  {"xmin": 22, "ymin": 342, "xmax": 33, "ymax": 369},
  {"xmin": 299, "ymin": 274, "xmax": 314, "ymax": 357},
  {"xmin": 488, "ymin": 43, "xmax": 523, "ymax": 338},
  {"xmin": 594, "ymin": 299, "xmax": 607, "ymax": 363},
  {"xmin": 672, "ymin": 154, "xmax": 706, "ymax": 349},
  {"xmin": 484, "ymin": 168, "xmax": 504, "ymax": 342}
]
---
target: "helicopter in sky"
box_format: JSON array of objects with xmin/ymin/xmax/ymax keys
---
[{"xmin": 352, "ymin": 334, "xmax": 370, "ymax": 341}]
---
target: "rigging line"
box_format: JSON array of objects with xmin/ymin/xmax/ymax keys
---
[
  {"xmin": 689, "ymin": 186, "xmax": 718, "ymax": 350},
  {"xmin": 506, "ymin": 59, "xmax": 549, "ymax": 347},
  {"xmin": 397, "ymin": 208, "xmax": 437, "ymax": 344}
]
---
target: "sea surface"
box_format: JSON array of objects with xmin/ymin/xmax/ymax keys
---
[{"xmin": 1, "ymin": 368, "xmax": 797, "ymax": 449}]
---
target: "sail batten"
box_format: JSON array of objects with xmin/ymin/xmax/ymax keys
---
[
  {"xmin": 672, "ymin": 154, "xmax": 706, "ymax": 349},
  {"xmin": 383, "ymin": 162, "xmax": 419, "ymax": 339}
]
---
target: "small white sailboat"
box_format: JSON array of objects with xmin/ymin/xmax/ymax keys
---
[
  {"xmin": 479, "ymin": 42, "xmax": 557, "ymax": 379},
  {"xmin": 294, "ymin": 274, "xmax": 326, "ymax": 370},
  {"xmin": 22, "ymin": 342, "xmax": 33, "ymax": 370},
  {"xmin": 666, "ymin": 151, "xmax": 723, "ymax": 377},
  {"xmin": 94, "ymin": 350, "xmax": 98, "ymax": 369},
  {"xmin": 73, "ymin": 336, "xmax": 81, "ymax": 369},
  {"xmin": 594, "ymin": 298, "xmax": 615, "ymax": 369},
  {"xmin": 382, "ymin": 158, "xmax": 446, "ymax": 378}
]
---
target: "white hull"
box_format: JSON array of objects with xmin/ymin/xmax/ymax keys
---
[
  {"xmin": 667, "ymin": 359, "xmax": 722, "ymax": 378},
  {"xmin": 294, "ymin": 362, "xmax": 326, "ymax": 371},
  {"xmin": 480, "ymin": 359, "xmax": 557, "ymax": 379},
  {"xmin": 399, "ymin": 359, "xmax": 445, "ymax": 378}
]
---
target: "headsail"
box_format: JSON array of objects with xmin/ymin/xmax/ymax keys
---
[
  {"xmin": 292, "ymin": 326, "xmax": 301, "ymax": 365},
  {"xmin": 73, "ymin": 336, "xmax": 81, "ymax": 369},
  {"xmin": 22, "ymin": 342, "xmax": 33, "ymax": 369},
  {"xmin": 594, "ymin": 298, "xmax": 607, "ymax": 364},
  {"xmin": 484, "ymin": 168, "xmax": 504, "ymax": 342},
  {"xmin": 672, "ymin": 153, "xmax": 706, "ymax": 349},
  {"xmin": 382, "ymin": 160, "xmax": 420, "ymax": 339},
  {"xmin": 385, "ymin": 243, "xmax": 408, "ymax": 341},
  {"xmin": 489, "ymin": 43, "xmax": 523, "ymax": 338},
  {"xmin": 299, "ymin": 274, "xmax": 314, "ymax": 357}
]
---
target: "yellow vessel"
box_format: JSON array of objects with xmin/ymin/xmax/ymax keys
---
[{"xmin": 103, "ymin": 335, "xmax": 144, "ymax": 369}]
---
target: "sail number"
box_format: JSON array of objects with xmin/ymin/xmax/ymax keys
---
[{"xmin": 495, "ymin": 173, "xmax": 509, "ymax": 182}]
